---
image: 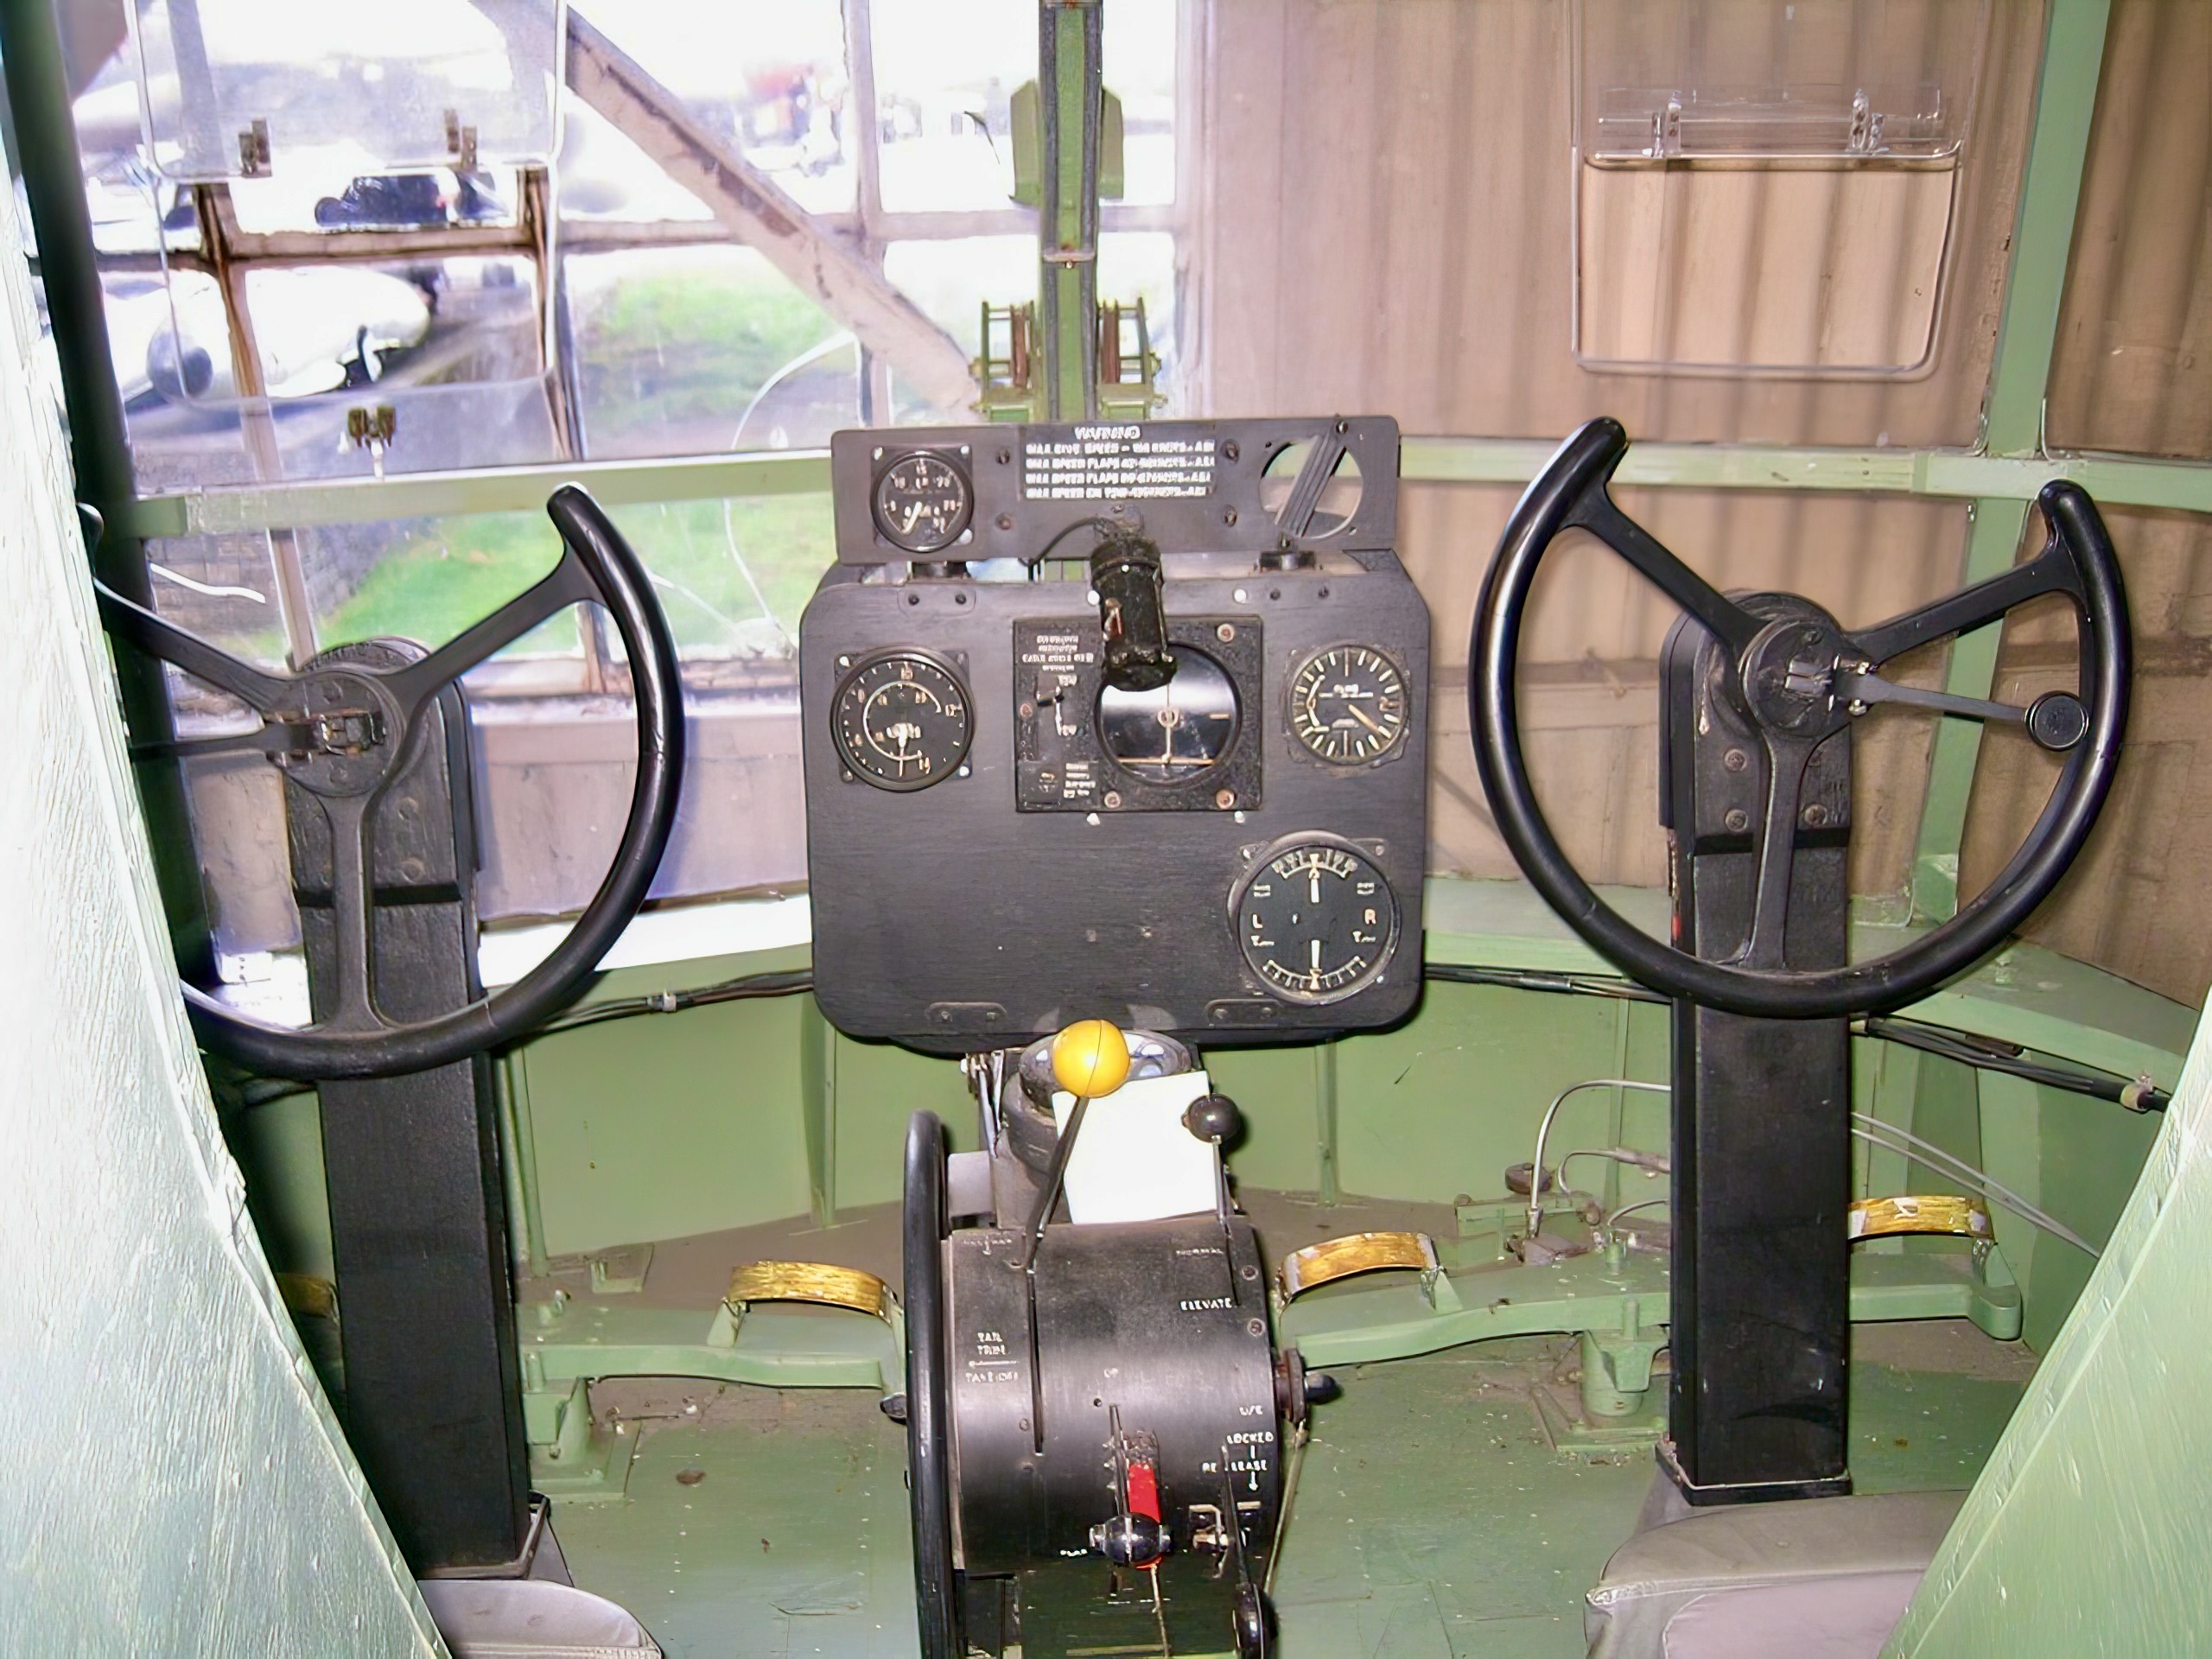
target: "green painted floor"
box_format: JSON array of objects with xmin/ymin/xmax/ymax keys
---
[{"xmin": 554, "ymin": 1323, "xmax": 2034, "ymax": 1659}]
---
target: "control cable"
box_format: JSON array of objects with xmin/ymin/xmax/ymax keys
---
[
  {"xmin": 1427, "ymin": 963, "xmax": 2167, "ymax": 1112},
  {"xmin": 1550, "ymin": 1120, "xmax": 2100, "ymax": 1260}
]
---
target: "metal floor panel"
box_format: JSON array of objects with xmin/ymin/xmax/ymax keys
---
[{"xmin": 552, "ymin": 1325, "xmax": 2032, "ymax": 1659}]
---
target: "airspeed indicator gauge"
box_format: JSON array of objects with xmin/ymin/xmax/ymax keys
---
[
  {"xmin": 832, "ymin": 651, "xmax": 972, "ymax": 791},
  {"xmin": 872, "ymin": 450, "xmax": 973, "ymax": 555},
  {"xmin": 1232, "ymin": 835, "xmax": 1401, "ymax": 1004},
  {"xmin": 1290, "ymin": 645, "xmax": 1408, "ymax": 765}
]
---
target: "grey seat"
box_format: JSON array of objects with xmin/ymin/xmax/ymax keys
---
[
  {"xmin": 417, "ymin": 1579, "xmax": 663, "ymax": 1659},
  {"xmin": 1585, "ymin": 1490, "xmax": 1966, "ymax": 1659}
]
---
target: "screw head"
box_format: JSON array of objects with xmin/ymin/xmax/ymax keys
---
[
  {"xmin": 1723, "ymin": 747, "xmax": 1750, "ymax": 772},
  {"xmin": 1724, "ymin": 808, "xmax": 1751, "ymax": 833},
  {"xmin": 1215, "ymin": 789, "xmax": 1236, "ymax": 810},
  {"xmin": 1223, "ymin": 441, "xmax": 1240, "ymax": 461},
  {"xmin": 1802, "ymin": 803, "xmax": 1831, "ymax": 828},
  {"xmin": 1103, "ymin": 791, "xmax": 1123, "ymax": 810},
  {"xmin": 996, "ymin": 513, "xmax": 1014, "ymax": 531},
  {"xmin": 1217, "ymin": 622, "xmax": 1236, "ymax": 642}
]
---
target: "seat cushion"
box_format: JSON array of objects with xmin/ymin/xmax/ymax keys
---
[
  {"xmin": 417, "ymin": 1579, "xmax": 662, "ymax": 1659},
  {"xmin": 1585, "ymin": 1490, "xmax": 1966, "ymax": 1659}
]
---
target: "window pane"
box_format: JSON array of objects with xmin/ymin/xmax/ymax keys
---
[
  {"xmin": 143, "ymin": 534, "xmax": 299, "ymax": 961},
  {"xmin": 557, "ymin": 100, "xmax": 716, "ymax": 224},
  {"xmin": 241, "ymin": 256, "xmax": 559, "ymax": 478},
  {"xmin": 126, "ymin": 0, "xmax": 565, "ymax": 181},
  {"xmin": 586, "ymin": 0, "xmax": 858, "ymax": 216},
  {"xmin": 147, "ymin": 531, "xmax": 289, "ymax": 666},
  {"xmin": 603, "ymin": 494, "xmax": 832, "ymax": 661},
  {"xmin": 871, "ymin": 0, "xmax": 1031, "ymax": 213},
  {"xmin": 227, "ymin": 166, "xmax": 519, "ymax": 233},
  {"xmin": 1105, "ymin": 0, "xmax": 1178, "ymax": 207},
  {"xmin": 1098, "ymin": 230, "xmax": 1180, "ymax": 406},
  {"xmin": 882, "ymin": 234, "xmax": 1035, "ymax": 359},
  {"xmin": 303, "ymin": 512, "xmax": 581, "ymax": 659},
  {"xmin": 105, "ymin": 270, "xmax": 261, "ymax": 490},
  {"xmin": 568, "ymin": 244, "xmax": 855, "ymax": 458}
]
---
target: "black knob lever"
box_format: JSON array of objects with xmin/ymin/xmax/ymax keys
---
[{"xmin": 1184, "ymin": 1092, "xmax": 1243, "ymax": 1147}]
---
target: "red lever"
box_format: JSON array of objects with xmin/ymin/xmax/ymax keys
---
[{"xmin": 1126, "ymin": 1460, "xmax": 1160, "ymax": 1522}]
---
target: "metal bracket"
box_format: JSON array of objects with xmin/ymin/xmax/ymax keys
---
[
  {"xmin": 445, "ymin": 107, "xmax": 480, "ymax": 173},
  {"xmin": 237, "ymin": 118, "xmax": 271, "ymax": 178}
]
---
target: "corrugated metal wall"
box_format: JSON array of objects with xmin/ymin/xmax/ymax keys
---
[
  {"xmin": 1196, "ymin": 0, "xmax": 2212, "ymax": 1007},
  {"xmin": 1966, "ymin": 0, "xmax": 2212, "ymax": 1003}
]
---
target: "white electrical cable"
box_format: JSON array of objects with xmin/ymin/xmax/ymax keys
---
[
  {"xmin": 1529, "ymin": 1079, "xmax": 1670, "ymax": 1237},
  {"xmin": 1852, "ymin": 1113, "xmax": 2101, "ymax": 1259},
  {"xmin": 1522, "ymin": 1078, "xmax": 2102, "ymax": 1262},
  {"xmin": 1604, "ymin": 1196, "xmax": 1670, "ymax": 1230}
]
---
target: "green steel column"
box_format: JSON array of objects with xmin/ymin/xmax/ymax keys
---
[
  {"xmin": 1313, "ymin": 1041, "xmax": 1341, "ymax": 1206},
  {"xmin": 1910, "ymin": 0, "xmax": 2112, "ymax": 921},
  {"xmin": 1036, "ymin": 0, "xmax": 1102, "ymax": 422},
  {"xmin": 0, "ymin": 0, "xmax": 210, "ymax": 973},
  {"xmin": 800, "ymin": 996, "xmax": 839, "ymax": 1226}
]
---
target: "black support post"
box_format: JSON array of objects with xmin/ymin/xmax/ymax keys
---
[
  {"xmin": 1, "ymin": 0, "xmax": 211, "ymax": 974},
  {"xmin": 291, "ymin": 653, "xmax": 531, "ymax": 1571},
  {"xmin": 1658, "ymin": 608, "xmax": 1855, "ymax": 1503}
]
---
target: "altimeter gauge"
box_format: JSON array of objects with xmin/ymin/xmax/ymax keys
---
[
  {"xmin": 1289, "ymin": 644, "xmax": 1409, "ymax": 765},
  {"xmin": 871, "ymin": 450, "xmax": 974, "ymax": 555},
  {"xmin": 1232, "ymin": 835, "xmax": 1401, "ymax": 1003},
  {"xmin": 832, "ymin": 651, "xmax": 973, "ymax": 791}
]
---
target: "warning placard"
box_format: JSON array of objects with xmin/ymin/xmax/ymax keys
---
[{"xmin": 1020, "ymin": 426, "xmax": 1219, "ymax": 501}]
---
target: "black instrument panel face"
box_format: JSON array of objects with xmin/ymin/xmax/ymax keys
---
[
  {"xmin": 1288, "ymin": 644, "xmax": 1411, "ymax": 766},
  {"xmin": 804, "ymin": 417, "xmax": 1429, "ymax": 1052},
  {"xmin": 830, "ymin": 649, "xmax": 973, "ymax": 791},
  {"xmin": 1014, "ymin": 618, "xmax": 1262, "ymax": 813},
  {"xmin": 870, "ymin": 449, "xmax": 974, "ymax": 555},
  {"xmin": 1233, "ymin": 835, "xmax": 1401, "ymax": 1003}
]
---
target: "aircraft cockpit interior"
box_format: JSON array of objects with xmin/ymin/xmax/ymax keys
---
[{"xmin": 6, "ymin": 2, "xmax": 2212, "ymax": 1657}]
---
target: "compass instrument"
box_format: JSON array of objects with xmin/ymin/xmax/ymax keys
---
[
  {"xmin": 872, "ymin": 449, "xmax": 974, "ymax": 556},
  {"xmin": 831, "ymin": 650, "xmax": 973, "ymax": 791},
  {"xmin": 1097, "ymin": 647, "xmax": 1240, "ymax": 782},
  {"xmin": 1232, "ymin": 835, "xmax": 1402, "ymax": 1003},
  {"xmin": 1290, "ymin": 644, "xmax": 1409, "ymax": 765}
]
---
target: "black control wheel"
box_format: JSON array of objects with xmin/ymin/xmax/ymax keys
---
[
  {"xmin": 903, "ymin": 1110, "xmax": 963, "ymax": 1659},
  {"xmin": 1471, "ymin": 418, "xmax": 2132, "ymax": 1020},
  {"xmin": 98, "ymin": 486, "xmax": 684, "ymax": 1077}
]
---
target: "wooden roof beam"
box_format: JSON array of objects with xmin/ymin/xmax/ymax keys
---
[{"xmin": 566, "ymin": 9, "xmax": 978, "ymax": 416}]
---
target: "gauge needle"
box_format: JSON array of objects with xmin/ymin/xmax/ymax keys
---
[
  {"xmin": 1348, "ymin": 705, "xmax": 1388, "ymax": 736},
  {"xmin": 901, "ymin": 502, "xmax": 922, "ymax": 532}
]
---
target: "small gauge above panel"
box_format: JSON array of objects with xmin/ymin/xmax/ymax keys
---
[
  {"xmin": 1232, "ymin": 835, "xmax": 1401, "ymax": 1004},
  {"xmin": 832, "ymin": 650, "xmax": 973, "ymax": 791},
  {"xmin": 871, "ymin": 449, "xmax": 973, "ymax": 555},
  {"xmin": 1289, "ymin": 645, "xmax": 1409, "ymax": 765},
  {"xmin": 1097, "ymin": 648, "xmax": 1241, "ymax": 784}
]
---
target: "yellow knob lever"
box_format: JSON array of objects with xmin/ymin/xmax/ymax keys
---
[{"xmin": 1051, "ymin": 1018, "xmax": 1132, "ymax": 1099}]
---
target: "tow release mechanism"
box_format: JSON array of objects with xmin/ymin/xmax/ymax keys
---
[{"xmin": 902, "ymin": 1020, "xmax": 1331, "ymax": 1659}]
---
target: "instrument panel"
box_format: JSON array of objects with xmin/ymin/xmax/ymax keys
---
[{"xmin": 802, "ymin": 416, "xmax": 1429, "ymax": 1052}]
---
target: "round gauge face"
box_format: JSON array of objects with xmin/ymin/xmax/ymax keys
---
[
  {"xmin": 872, "ymin": 451, "xmax": 973, "ymax": 555},
  {"xmin": 832, "ymin": 652, "xmax": 973, "ymax": 791},
  {"xmin": 1290, "ymin": 645, "xmax": 1409, "ymax": 765},
  {"xmin": 1096, "ymin": 649, "xmax": 1241, "ymax": 784},
  {"xmin": 1234, "ymin": 838, "xmax": 1400, "ymax": 1004}
]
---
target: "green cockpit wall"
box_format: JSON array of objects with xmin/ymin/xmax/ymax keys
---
[{"xmin": 12, "ymin": 0, "xmax": 2212, "ymax": 1653}]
